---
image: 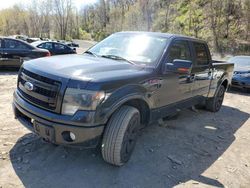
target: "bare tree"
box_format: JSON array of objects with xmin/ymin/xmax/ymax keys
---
[{"xmin": 53, "ymin": 0, "xmax": 72, "ymax": 39}]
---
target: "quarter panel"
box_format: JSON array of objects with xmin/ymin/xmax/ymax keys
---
[{"xmin": 208, "ymin": 63, "xmax": 234, "ymax": 98}]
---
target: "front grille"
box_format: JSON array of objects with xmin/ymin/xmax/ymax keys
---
[{"xmin": 18, "ymin": 68, "xmax": 61, "ymax": 111}]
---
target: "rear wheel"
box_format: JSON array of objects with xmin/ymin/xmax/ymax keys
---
[
  {"xmin": 206, "ymin": 85, "xmax": 225, "ymax": 112},
  {"xmin": 101, "ymin": 105, "xmax": 141, "ymax": 166}
]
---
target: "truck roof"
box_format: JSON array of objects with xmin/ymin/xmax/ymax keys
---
[{"xmin": 117, "ymin": 31, "xmax": 206, "ymax": 43}]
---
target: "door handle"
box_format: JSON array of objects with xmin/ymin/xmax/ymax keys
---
[
  {"xmin": 186, "ymin": 74, "xmax": 195, "ymax": 83},
  {"xmin": 189, "ymin": 74, "xmax": 195, "ymax": 80},
  {"xmin": 151, "ymin": 82, "xmax": 162, "ymax": 89}
]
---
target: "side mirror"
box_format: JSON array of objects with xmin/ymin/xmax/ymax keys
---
[{"xmin": 165, "ymin": 59, "xmax": 192, "ymax": 74}]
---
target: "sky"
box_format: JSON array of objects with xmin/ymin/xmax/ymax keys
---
[{"xmin": 0, "ymin": 0, "xmax": 97, "ymax": 10}]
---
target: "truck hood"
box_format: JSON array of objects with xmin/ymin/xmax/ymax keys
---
[{"xmin": 23, "ymin": 54, "xmax": 151, "ymax": 82}]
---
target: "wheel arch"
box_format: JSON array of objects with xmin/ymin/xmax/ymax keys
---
[
  {"xmin": 221, "ymin": 79, "xmax": 229, "ymax": 90},
  {"xmin": 96, "ymin": 94, "xmax": 151, "ymax": 127},
  {"xmin": 96, "ymin": 84, "xmax": 153, "ymax": 126},
  {"xmin": 216, "ymin": 77, "xmax": 229, "ymax": 95},
  {"xmin": 123, "ymin": 98, "xmax": 151, "ymax": 126},
  {"xmin": 208, "ymin": 75, "xmax": 229, "ymax": 98}
]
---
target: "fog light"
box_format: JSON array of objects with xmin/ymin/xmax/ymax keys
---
[
  {"xmin": 70, "ymin": 132, "xmax": 76, "ymax": 141},
  {"xmin": 62, "ymin": 131, "xmax": 76, "ymax": 142}
]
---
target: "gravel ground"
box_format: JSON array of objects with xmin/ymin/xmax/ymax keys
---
[{"xmin": 0, "ymin": 47, "xmax": 249, "ymax": 187}]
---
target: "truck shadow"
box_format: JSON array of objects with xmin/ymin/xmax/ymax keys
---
[
  {"xmin": 9, "ymin": 105, "xmax": 249, "ymax": 188},
  {"xmin": 0, "ymin": 68, "xmax": 19, "ymax": 75}
]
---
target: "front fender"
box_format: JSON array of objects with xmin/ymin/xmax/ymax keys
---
[{"xmin": 94, "ymin": 84, "xmax": 152, "ymax": 124}]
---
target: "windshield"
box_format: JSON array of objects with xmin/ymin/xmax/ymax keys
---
[{"xmin": 87, "ymin": 33, "xmax": 169, "ymax": 66}]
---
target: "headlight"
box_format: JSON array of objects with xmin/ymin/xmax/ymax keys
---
[{"xmin": 62, "ymin": 88, "xmax": 105, "ymax": 115}]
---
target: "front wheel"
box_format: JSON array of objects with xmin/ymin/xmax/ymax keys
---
[
  {"xmin": 101, "ymin": 105, "xmax": 141, "ymax": 166},
  {"xmin": 206, "ymin": 85, "xmax": 225, "ymax": 112}
]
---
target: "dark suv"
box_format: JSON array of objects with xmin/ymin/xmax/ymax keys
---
[{"xmin": 13, "ymin": 32, "xmax": 233, "ymax": 166}]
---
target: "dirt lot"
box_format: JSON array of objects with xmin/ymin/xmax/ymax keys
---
[{"xmin": 0, "ymin": 65, "xmax": 250, "ymax": 187}]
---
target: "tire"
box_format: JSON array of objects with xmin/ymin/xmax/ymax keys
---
[
  {"xmin": 101, "ymin": 105, "xmax": 141, "ymax": 166},
  {"xmin": 206, "ymin": 85, "xmax": 225, "ymax": 112}
]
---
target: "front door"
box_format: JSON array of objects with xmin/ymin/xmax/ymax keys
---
[
  {"xmin": 2, "ymin": 39, "xmax": 30, "ymax": 67},
  {"xmin": 38, "ymin": 42, "xmax": 53, "ymax": 55},
  {"xmin": 155, "ymin": 40, "xmax": 195, "ymax": 108}
]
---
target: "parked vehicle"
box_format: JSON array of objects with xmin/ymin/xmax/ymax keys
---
[
  {"xmin": 31, "ymin": 41, "xmax": 76, "ymax": 56},
  {"xmin": 66, "ymin": 41, "xmax": 80, "ymax": 48},
  {"xmin": 9, "ymin": 35, "xmax": 29, "ymax": 41},
  {"xmin": 13, "ymin": 32, "xmax": 234, "ymax": 166},
  {"xmin": 228, "ymin": 56, "xmax": 250, "ymax": 91},
  {"xmin": 0, "ymin": 37, "xmax": 50, "ymax": 68},
  {"xmin": 26, "ymin": 37, "xmax": 42, "ymax": 43}
]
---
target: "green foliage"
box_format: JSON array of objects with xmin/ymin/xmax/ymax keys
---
[
  {"xmin": 78, "ymin": 28, "xmax": 92, "ymax": 40},
  {"xmin": 123, "ymin": 2, "xmax": 146, "ymax": 31},
  {"xmin": 172, "ymin": 0, "xmax": 205, "ymax": 37},
  {"xmin": 91, "ymin": 30, "xmax": 108, "ymax": 41},
  {"xmin": 65, "ymin": 35, "xmax": 72, "ymax": 41}
]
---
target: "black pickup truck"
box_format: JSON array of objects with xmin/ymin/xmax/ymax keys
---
[{"xmin": 13, "ymin": 32, "xmax": 234, "ymax": 166}]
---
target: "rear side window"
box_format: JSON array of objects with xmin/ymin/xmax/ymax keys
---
[
  {"xmin": 193, "ymin": 42, "xmax": 209, "ymax": 65},
  {"xmin": 5, "ymin": 39, "xmax": 30, "ymax": 50},
  {"xmin": 168, "ymin": 40, "xmax": 191, "ymax": 63}
]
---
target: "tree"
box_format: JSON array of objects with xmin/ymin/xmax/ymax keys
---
[{"xmin": 53, "ymin": 0, "xmax": 72, "ymax": 40}]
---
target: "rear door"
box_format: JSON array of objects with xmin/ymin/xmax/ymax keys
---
[{"xmin": 191, "ymin": 42, "xmax": 212, "ymax": 96}]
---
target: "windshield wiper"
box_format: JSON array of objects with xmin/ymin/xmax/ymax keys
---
[
  {"xmin": 101, "ymin": 54, "xmax": 136, "ymax": 65},
  {"xmin": 84, "ymin": 50, "xmax": 98, "ymax": 57}
]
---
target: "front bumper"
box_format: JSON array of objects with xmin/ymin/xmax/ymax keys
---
[
  {"xmin": 13, "ymin": 91, "xmax": 104, "ymax": 147},
  {"xmin": 231, "ymin": 79, "xmax": 250, "ymax": 90}
]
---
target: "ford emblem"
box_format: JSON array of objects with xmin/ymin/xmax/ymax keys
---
[{"xmin": 24, "ymin": 82, "xmax": 34, "ymax": 91}]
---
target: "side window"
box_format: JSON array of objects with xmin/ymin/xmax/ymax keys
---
[
  {"xmin": 4, "ymin": 39, "xmax": 16, "ymax": 49},
  {"xmin": 39, "ymin": 43, "xmax": 52, "ymax": 50},
  {"xmin": 0, "ymin": 39, "xmax": 2, "ymax": 48},
  {"xmin": 54, "ymin": 43, "xmax": 66, "ymax": 50},
  {"xmin": 38, "ymin": 44, "xmax": 44, "ymax": 48},
  {"xmin": 193, "ymin": 42, "xmax": 209, "ymax": 65},
  {"xmin": 5, "ymin": 39, "xmax": 30, "ymax": 50},
  {"xmin": 168, "ymin": 41, "xmax": 191, "ymax": 63}
]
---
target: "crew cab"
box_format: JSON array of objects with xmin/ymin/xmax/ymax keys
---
[{"xmin": 13, "ymin": 32, "xmax": 234, "ymax": 166}]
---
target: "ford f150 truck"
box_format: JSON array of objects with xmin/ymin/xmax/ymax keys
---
[{"xmin": 13, "ymin": 32, "xmax": 234, "ymax": 166}]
